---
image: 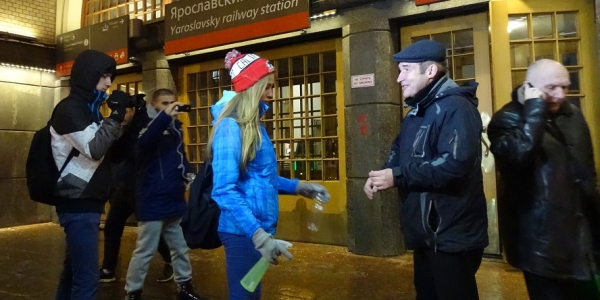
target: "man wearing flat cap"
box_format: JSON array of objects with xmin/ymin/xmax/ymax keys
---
[{"xmin": 364, "ymin": 39, "xmax": 488, "ymax": 300}]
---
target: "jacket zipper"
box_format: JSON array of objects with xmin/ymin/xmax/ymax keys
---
[
  {"xmin": 428, "ymin": 198, "xmax": 441, "ymax": 252},
  {"xmin": 158, "ymin": 148, "xmax": 164, "ymax": 180},
  {"xmin": 449, "ymin": 129, "xmax": 458, "ymax": 158},
  {"xmin": 423, "ymin": 197, "xmax": 439, "ymax": 252}
]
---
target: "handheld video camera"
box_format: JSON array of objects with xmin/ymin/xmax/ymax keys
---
[
  {"xmin": 175, "ymin": 104, "xmax": 191, "ymax": 112},
  {"xmin": 128, "ymin": 94, "xmax": 146, "ymax": 109}
]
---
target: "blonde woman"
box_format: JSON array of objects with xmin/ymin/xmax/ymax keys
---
[{"xmin": 208, "ymin": 50, "xmax": 330, "ymax": 299}]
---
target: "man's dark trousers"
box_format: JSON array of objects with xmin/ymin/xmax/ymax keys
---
[
  {"xmin": 102, "ymin": 188, "xmax": 171, "ymax": 271},
  {"xmin": 413, "ymin": 248, "xmax": 484, "ymax": 300},
  {"xmin": 524, "ymin": 271, "xmax": 600, "ymax": 300}
]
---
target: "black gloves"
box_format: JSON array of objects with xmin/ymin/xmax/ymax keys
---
[{"xmin": 106, "ymin": 90, "xmax": 130, "ymax": 123}]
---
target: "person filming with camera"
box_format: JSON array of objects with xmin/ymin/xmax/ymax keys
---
[
  {"xmin": 99, "ymin": 93, "xmax": 176, "ymax": 284},
  {"xmin": 123, "ymin": 89, "xmax": 200, "ymax": 300},
  {"xmin": 49, "ymin": 49, "xmax": 134, "ymax": 300}
]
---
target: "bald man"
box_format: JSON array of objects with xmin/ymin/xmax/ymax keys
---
[{"xmin": 488, "ymin": 59, "xmax": 600, "ymax": 300}]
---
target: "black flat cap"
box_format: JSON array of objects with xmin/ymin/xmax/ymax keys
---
[{"xmin": 392, "ymin": 40, "xmax": 446, "ymax": 63}]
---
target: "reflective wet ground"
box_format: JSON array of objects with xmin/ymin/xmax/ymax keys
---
[{"xmin": 0, "ymin": 223, "xmax": 529, "ymax": 299}]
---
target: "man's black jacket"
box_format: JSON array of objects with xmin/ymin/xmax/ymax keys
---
[
  {"xmin": 488, "ymin": 87, "xmax": 600, "ymax": 280},
  {"xmin": 385, "ymin": 77, "xmax": 489, "ymax": 252}
]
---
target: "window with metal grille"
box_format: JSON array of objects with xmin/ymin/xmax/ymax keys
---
[
  {"xmin": 411, "ymin": 29, "xmax": 476, "ymax": 86},
  {"xmin": 100, "ymin": 80, "xmax": 143, "ymax": 116},
  {"xmin": 185, "ymin": 51, "xmax": 339, "ymax": 181},
  {"xmin": 508, "ymin": 12, "xmax": 582, "ymax": 109},
  {"xmin": 185, "ymin": 69, "xmax": 232, "ymax": 172},
  {"xmin": 83, "ymin": 0, "xmax": 171, "ymax": 26},
  {"xmin": 117, "ymin": 80, "xmax": 143, "ymax": 95}
]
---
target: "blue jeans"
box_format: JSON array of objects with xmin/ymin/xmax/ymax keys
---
[
  {"xmin": 219, "ymin": 232, "xmax": 263, "ymax": 300},
  {"xmin": 55, "ymin": 212, "xmax": 101, "ymax": 300}
]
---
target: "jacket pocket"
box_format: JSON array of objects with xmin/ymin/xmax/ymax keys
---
[
  {"xmin": 412, "ymin": 125, "xmax": 430, "ymax": 158},
  {"xmin": 420, "ymin": 193, "xmax": 442, "ymax": 251}
]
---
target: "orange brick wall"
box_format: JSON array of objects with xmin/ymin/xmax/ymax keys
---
[{"xmin": 0, "ymin": 0, "xmax": 56, "ymax": 44}]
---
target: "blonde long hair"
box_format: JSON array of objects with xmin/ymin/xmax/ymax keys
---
[{"xmin": 206, "ymin": 74, "xmax": 273, "ymax": 169}]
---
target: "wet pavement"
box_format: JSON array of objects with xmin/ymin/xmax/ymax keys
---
[{"xmin": 0, "ymin": 223, "xmax": 529, "ymax": 300}]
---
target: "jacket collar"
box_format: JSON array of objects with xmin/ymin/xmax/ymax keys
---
[
  {"xmin": 554, "ymin": 99, "xmax": 574, "ymax": 116},
  {"xmin": 405, "ymin": 76, "xmax": 453, "ymax": 116},
  {"xmin": 259, "ymin": 101, "xmax": 269, "ymax": 117}
]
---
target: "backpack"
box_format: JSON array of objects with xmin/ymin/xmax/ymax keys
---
[
  {"xmin": 26, "ymin": 103, "xmax": 77, "ymax": 205},
  {"xmin": 181, "ymin": 161, "xmax": 222, "ymax": 249}
]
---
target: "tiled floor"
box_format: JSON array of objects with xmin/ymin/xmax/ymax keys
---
[{"xmin": 0, "ymin": 223, "xmax": 529, "ymax": 299}]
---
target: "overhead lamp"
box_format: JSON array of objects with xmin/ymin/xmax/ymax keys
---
[
  {"xmin": 311, "ymin": 9, "xmax": 337, "ymax": 20},
  {"xmin": 0, "ymin": 30, "xmax": 37, "ymax": 42},
  {"xmin": 0, "ymin": 62, "xmax": 55, "ymax": 73}
]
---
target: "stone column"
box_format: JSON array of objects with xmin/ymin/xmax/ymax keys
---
[
  {"xmin": 0, "ymin": 69, "xmax": 58, "ymax": 227},
  {"xmin": 597, "ymin": 0, "xmax": 600, "ymax": 74},
  {"xmin": 141, "ymin": 50, "xmax": 177, "ymax": 95},
  {"xmin": 344, "ymin": 20, "xmax": 404, "ymax": 256}
]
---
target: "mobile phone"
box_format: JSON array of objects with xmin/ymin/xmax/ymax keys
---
[{"xmin": 175, "ymin": 104, "xmax": 191, "ymax": 112}]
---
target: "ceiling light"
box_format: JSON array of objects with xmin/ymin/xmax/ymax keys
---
[
  {"xmin": 1, "ymin": 62, "xmax": 55, "ymax": 73},
  {"xmin": 311, "ymin": 9, "xmax": 337, "ymax": 20}
]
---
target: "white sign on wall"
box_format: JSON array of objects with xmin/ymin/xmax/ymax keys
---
[{"xmin": 351, "ymin": 73, "xmax": 375, "ymax": 88}]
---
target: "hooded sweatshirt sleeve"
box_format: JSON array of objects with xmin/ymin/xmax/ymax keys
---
[
  {"xmin": 52, "ymin": 101, "xmax": 122, "ymax": 161},
  {"xmin": 211, "ymin": 117, "xmax": 261, "ymax": 237}
]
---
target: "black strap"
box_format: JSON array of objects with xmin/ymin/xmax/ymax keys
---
[
  {"xmin": 59, "ymin": 148, "xmax": 77, "ymax": 174},
  {"xmin": 50, "ymin": 100, "xmax": 79, "ymax": 175}
]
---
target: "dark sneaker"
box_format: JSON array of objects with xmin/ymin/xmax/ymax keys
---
[
  {"xmin": 125, "ymin": 290, "xmax": 142, "ymax": 300},
  {"xmin": 156, "ymin": 263, "xmax": 174, "ymax": 283},
  {"xmin": 99, "ymin": 268, "xmax": 116, "ymax": 283},
  {"xmin": 177, "ymin": 280, "xmax": 201, "ymax": 300}
]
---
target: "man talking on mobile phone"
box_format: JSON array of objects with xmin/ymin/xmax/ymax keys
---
[{"xmin": 488, "ymin": 59, "xmax": 600, "ymax": 300}]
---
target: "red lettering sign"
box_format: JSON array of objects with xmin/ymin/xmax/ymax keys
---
[{"xmin": 415, "ymin": 0, "xmax": 447, "ymax": 6}]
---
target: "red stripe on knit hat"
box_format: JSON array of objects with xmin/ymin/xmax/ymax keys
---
[
  {"xmin": 229, "ymin": 54, "xmax": 261, "ymax": 80},
  {"xmin": 231, "ymin": 58, "xmax": 275, "ymax": 92}
]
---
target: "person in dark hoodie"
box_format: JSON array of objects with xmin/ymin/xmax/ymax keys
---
[
  {"xmin": 99, "ymin": 95, "xmax": 175, "ymax": 284},
  {"xmin": 488, "ymin": 59, "xmax": 600, "ymax": 300},
  {"xmin": 50, "ymin": 49, "xmax": 130, "ymax": 299},
  {"xmin": 364, "ymin": 40, "xmax": 488, "ymax": 300},
  {"xmin": 123, "ymin": 89, "xmax": 200, "ymax": 300}
]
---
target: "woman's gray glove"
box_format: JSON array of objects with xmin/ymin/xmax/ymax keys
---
[
  {"xmin": 296, "ymin": 182, "xmax": 331, "ymax": 203},
  {"xmin": 252, "ymin": 228, "xmax": 293, "ymax": 265}
]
